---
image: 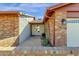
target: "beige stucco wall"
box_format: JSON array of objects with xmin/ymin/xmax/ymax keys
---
[
  {"xmin": 44, "ymin": 21, "xmax": 50, "ymax": 39},
  {"xmin": 19, "ymin": 16, "xmax": 34, "ymax": 44}
]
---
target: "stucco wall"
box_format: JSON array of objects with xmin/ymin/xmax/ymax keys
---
[
  {"xmin": 44, "ymin": 21, "xmax": 50, "ymax": 39},
  {"xmin": 19, "ymin": 16, "xmax": 34, "ymax": 44}
]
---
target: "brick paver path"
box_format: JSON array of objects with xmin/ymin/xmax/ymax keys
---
[{"xmin": 19, "ymin": 36, "xmax": 42, "ymax": 47}]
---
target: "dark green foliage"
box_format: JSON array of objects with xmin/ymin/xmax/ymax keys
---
[{"xmin": 41, "ymin": 33, "xmax": 51, "ymax": 46}]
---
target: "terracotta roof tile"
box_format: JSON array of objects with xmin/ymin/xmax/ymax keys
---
[
  {"xmin": 29, "ymin": 20, "xmax": 43, "ymax": 24},
  {"xmin": 0, "ymin": 11, "xmax": 20, "ymax": 14}
]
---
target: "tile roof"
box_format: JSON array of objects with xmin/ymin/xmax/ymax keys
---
[
  {"xmin": 29, "ymin": 20, "xmax": 43, "ymax": 24},
  {"xmin": 0, "ymin": 11, "xmax": 20, "ymax": 14}
]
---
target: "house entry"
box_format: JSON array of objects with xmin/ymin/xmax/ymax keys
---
[{"xmin": 32, "ymin": 24, "xmax": 44, "ymax": 35}]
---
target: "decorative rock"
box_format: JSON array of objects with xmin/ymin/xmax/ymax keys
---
[
  {"xmin": 24, "ymin": 51, "xmax": 27, "ymax": 54},
  {"xmin": 45, "ymin": 50, "xmax": 48, "ymax": 54},
  {"xmin": 12, "ymin": 51, "xmax": 15, "ymax": 54}
]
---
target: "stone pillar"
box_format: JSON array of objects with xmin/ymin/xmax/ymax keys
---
[{"xmin": 55, "ymin": 12, "xmax": 67, "ymax": 47}]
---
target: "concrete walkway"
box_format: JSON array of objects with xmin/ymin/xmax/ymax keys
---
[{"xmin": 19, "ymin": 36, "xmax": 42, "ymax": 47}]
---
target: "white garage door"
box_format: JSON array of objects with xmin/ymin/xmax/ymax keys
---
[{"xmin": 67, "ymin": 18, "xmax": 79, "ymax": 47}]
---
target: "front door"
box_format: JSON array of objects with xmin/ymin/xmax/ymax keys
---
[
  {"xmin": 67, "ymin": 18, "xmax": 79, "ymax": 47},
  {"xmin": 32, "ymin": 25, "xmax": 41, "ymax": 35},
  {"xmin": 32, "ymin": 24, "xmax": 44, "ymax": 36}
]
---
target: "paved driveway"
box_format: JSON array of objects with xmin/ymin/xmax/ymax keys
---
[{"xmin": 19, "ymin": 36, "xmax": 42, "ymax": 47}]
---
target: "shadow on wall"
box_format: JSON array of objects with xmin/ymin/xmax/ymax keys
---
[
  {"xmin": 0, "ymin": 23, "xmax": 19, "ymax": 47},
  {"xmin": 0, "ymin": 35, "xmax": 19, "ymax": 47},
  {"xmin": 12, "ymin": 37, "xmax": 19, "ymax": 46},
  {"xmin": 19, "ymin": 23, "xmax": 31, "ymax": 44},
  {"xmin": 12, "ymin": 23, "xmax": 31, "ymax": 46},
  {"xmin": 0, "ymin": 34, "xmax": 15, "ymax": 40},
  {"xmin": 0, "ymin": 23, "xmax": 31, "ymax": 47}
]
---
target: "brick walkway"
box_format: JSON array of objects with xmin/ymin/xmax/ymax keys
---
[
  {"xmin": 0, "ymin": 47, "xmax": 79, "ymax": 56},
  {"xmin": 19, "ymin": 36, "xmax": 42, "ymax": 47},
  {"xmin": 0, "ymin": 36, "xmax": 79, "ymax": 56}
]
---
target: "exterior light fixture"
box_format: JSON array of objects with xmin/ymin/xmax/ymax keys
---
[{"xmin": 61, "ymin": 19, "xmax": 66, "ymax": 25}]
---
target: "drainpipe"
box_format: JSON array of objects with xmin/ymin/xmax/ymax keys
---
[{"xmin": 53, "ymin": 18, "xmax": 55, "ymax": 47}]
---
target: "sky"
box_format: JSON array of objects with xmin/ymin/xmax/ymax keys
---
[{"xmin": 0, "ymin": 3, "xmax": 56, "ymax": 20}]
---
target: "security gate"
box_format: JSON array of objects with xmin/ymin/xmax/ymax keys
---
[{"xmin": 67, "ymin": 18, "xmax": 79, "ymax": 47}]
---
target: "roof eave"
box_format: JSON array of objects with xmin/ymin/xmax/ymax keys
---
[
  {"xmin": 43, "ymin": 3, "xmax": 72, "ymax": 23},
  {"xmin": 48, "ymin": 3, "xmax": 71, "ymax": 11}
]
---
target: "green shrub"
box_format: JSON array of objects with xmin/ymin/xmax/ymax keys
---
[
  {"xmin": 41, "ymin": 33, "xmax": 51, "ymax": 46},
  {"xmin": 41, "ymin": 38, "xmax": 50, "ymax": 46}
]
